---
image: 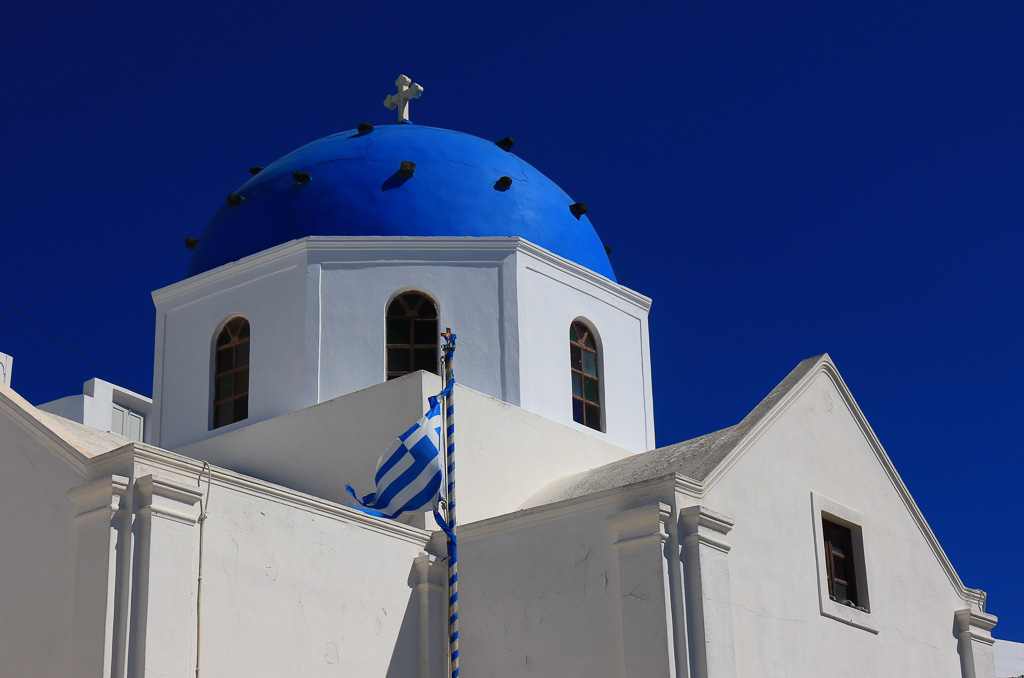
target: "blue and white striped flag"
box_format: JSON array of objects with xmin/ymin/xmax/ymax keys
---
[{"xmin": 346, "ymin": 396, "xmax": 443, "ymax": 519}]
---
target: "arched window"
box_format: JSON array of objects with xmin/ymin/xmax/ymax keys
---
[
  {"xmin": 213, "ymin": 317, "xmax": 249, "ymax": 429},
  {"xmin": 569, "ymin": 320, "xmax": 601, "ymax": 431},
  {"xmin": 386, "ymin": 292, "xmax": 439, "ymax": 379}
]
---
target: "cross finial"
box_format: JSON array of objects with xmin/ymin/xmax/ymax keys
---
[{"xmin": 383, "ymin": 74, "xmax": 424, "ymax": 123}]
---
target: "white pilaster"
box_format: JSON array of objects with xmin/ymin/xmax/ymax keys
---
[
  {"xmin": 128, "ymin": 475, "xmax": 203, "ymax": 678},
  {"xmin": 679, "ymin": 505, "xmax": 736, "ymax": 678},
  {"xmin": 414, "ymin": 550, "xmax": 446, "ymax": 678},
  {"xmin": 68, "ymin": 475, "xmax": 129, "ymax": 678},
  {"xmin": 955, "ymin": 608, "xmax": 998, "ymax": 678},
  {"xmin": 607, "ymin": 502, "xmax": 679, "ymax": 678}
]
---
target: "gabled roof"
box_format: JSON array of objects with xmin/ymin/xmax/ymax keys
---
[
  {"xmin": 524, "ymin": 352, "xmax": 988, "ymax": 612},
  {"xmin": 0, "ymin": 382, "xmax": 132, "ymax": 472},
  {"xmin": 530, "ymin": 354, "xmax": 821, "ymax": 503}
]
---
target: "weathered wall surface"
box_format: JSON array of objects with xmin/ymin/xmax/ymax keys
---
[
  {"xmin": 517, "ymin": 248, "xmax": 654, "ymax": 453},
  {"xmin": 121, "ymin": 451, "xmax": 435, "ymax": 678},
  {"xmin": 152, "ymin": 247, "xmax": 309, "ymax": 449},
  {"xmin": 153, "ymin": 237, "xmax": 654, "ymax": 454},
  {"xmin": 179, "ymin": 373, "xmax": 632, "ymax": 525},
  {"xmin": 314, "ymin": 242, "xmax": 517, "ymax": 405},
  {"xmin": 703, "ymin": 368, "xmax": 980, "ymax": 677},
  {"xmin": 182, "ymin": 472, "xmax": 430, "ymax": 677},
  {"xmin": 0, "ymin": 408, "xmax": 84, "ymax": 677},
  {"xmin": 458, "ymin": 501, "xmax": 628, "ymax": 677},
  {"xmin": 457, "ymin": 480, "xmax": 680, "ymax": 678}
]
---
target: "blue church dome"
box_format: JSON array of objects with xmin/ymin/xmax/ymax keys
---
[{"xmin": 187, "ymin": 124, "xmax": 615, "ymax": 280}]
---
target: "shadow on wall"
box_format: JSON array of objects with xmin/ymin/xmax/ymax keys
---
[{"xmin": 385, "ymin": 561, "xmax": 430, "ymax": 678}]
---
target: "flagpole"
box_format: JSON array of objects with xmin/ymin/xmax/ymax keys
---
[{"xmin": 440, "ymin": 328, "xmax": 459, "ymax": 678}]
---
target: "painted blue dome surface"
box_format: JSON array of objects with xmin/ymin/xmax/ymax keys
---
[{"xmin": 188, "ymin": 124, "xmax": 615, "ymax": 280}]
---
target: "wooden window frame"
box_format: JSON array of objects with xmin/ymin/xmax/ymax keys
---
[
  {"xmin": 212, "ymin": 317, "xmax": 250, "ymax": 430},
  {"xmin": 569, "ymin": 320, "xmax": 602, "ymax": 431},
  {"xmin": 810, "ymin": 493, "xmax": 875, "ymax": 632},
  {"xmin": 386, "ymin": 292, "xmax": 439, "ymax": 380},
  {"xmin": 822, "ymin": 518, "xmax": 859, "ymax": 606}
]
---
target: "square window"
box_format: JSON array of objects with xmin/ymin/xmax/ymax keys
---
[{"xmin": 810, "ymin": 492, "xmax": 877, "ymax": 633}]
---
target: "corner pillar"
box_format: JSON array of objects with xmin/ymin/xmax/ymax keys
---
[
  {"xmin": 608, "ymin": 502, "xmax": 679, "ymax": 678},
  {"xmin": 128, "ymin": 474, "xmax": 203, "ymax": 678},
  {"xmin": 954, "ymin": 608, "xmax": 997, "ymax": 678},
  {"xmin": 679, "ymin": 505, "xmax": 736, "ymax": 678},
  {"xmin": 415, "ymin": 549, "xmax": 447, "ymax": 678},
  {"xmin": 68, "ymin": 475, "xmax": 130, "ymax": 678}
]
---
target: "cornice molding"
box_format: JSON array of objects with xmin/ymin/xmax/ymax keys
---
[
  {"xmin": 132, "ymin": 446, "xmax": 431, "ymax": 546},
  {"xmin": 607, "ymin": 502, "xmax": 672, "ymax": 551},
  {"xmin": 68, "ymin": 474, "xmax": 129, "ymax": 523},
  {"xmin": 678, "ymin": 505, "xmax": 734, "ymax": 554},
  {"xmin": 135, "ymin": 474, "xmax": 204, "ymax": 525},
  {"xmin": 0, "ymin": 384, "xmax": 130, "ymax": 477},
  {"xmin": 461, "ymin": 474, "xmax": 677, "ymax": 539},
  {"xmin": 153, "ymin": 236, "xmax": 651, "ymax": 311},
  {"xmin": 695, "ymin": 354, "xmax": 990, "ymax": 611}
]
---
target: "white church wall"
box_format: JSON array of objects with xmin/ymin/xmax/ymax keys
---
[
  {"xmin": 126, "ymin": 456, "xmax": 432, "ymax": 678},
  {"xmin": 312, "ymin": 239, "xmax": 518, "ymax": 404},
  {"xmin": 458, "ymin": 480, "xmax": 687, "ymax": 678},
  {"xmin": 153, "ymin": 237, "xmax": 654, "ymax": 454},
  {"xmin": 177, "ymin": 371, "xmax": 633, "ymax": 525},
  {"xmin": 175, "ymin": 370, "xmax": 437, "ymax": 511},
  {"xmin": 459, "ymin": 496, "xmax": 629, "ymax": 677},
  {"xmin": 38, "ymin": 378, "xmax": 152, "ymax": 442},
  {"xmin": 0, "ymin": 400, "xmax": 85, "ymax": 677},
  {"xmin": 517, "ymin": 247, "xmax": 654, "ymax": 453},
  {"xmin": 152, "ymin": 247, "xmax": 310, "ymax": 449},
  {"xmin": 994, "ymin": 638, "xmax": 1024, "ymax": 677},
  {"xmin": 700, "ymin": 367, "xmax": 987, "ymax": 677},
  {"xmin": 454, "ymin": 383, "xmax": 633, "ymax": 523}
]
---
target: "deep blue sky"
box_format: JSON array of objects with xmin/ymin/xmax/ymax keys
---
[{"xmin": 2, "ymin": 2, "xmax": 1021, "ymax": 640}]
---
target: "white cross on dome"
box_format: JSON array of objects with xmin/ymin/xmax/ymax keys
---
[{"xmin": 383, "ymin": 74, "xmax": 424, "ymax": 123}]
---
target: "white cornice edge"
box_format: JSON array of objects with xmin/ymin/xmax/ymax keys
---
[
  {"xmin": 131, "ymin": 445, "xmax": 431, "ymax": 546},
  {"xmin": 0, "ymin": 383, "xmax": 96, "ymax": 476},
  {"xmin": 153, "ymin": 236, "xmax": 651, "ymax": 310},
  {"xmin": 698, "ymin": 354, "xmax": 989, "ymax": 611},
  {"xmin": 463, "ymin": 475, "xmax": 678, "ymax": 539}
]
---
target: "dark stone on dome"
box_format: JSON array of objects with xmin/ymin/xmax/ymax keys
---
[
  {"xmin": 398, "ymin": 160, "xmax": 416, "ymax": 178},
  {"xmin": 187, "ymin": 124, "xmax": 614, "ymax": 280}
]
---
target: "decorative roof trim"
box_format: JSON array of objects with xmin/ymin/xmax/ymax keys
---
[
  {"xmin": 698, "ymin": 354, "xmax": 989, "ymax": 612},
  {"xmin": 156, "ymin": 236, "xmax": 651, "ymax": 310},
  {"xmin": 130, "ymin": 445, "xmax": 432, "ymax": 546}
]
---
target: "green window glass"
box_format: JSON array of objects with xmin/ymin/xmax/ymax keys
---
[
  {"xmin": 569, "ymin": 321, "xmax": 601, "ymax": 431},
  {"xmin": 386, "ymin": 293, "xmax": 439, "ymax": 380},
  {"xmin": 212, "ymin": 317, "xmax": 250, "ymax": 429}
]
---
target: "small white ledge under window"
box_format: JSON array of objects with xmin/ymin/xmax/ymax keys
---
[{"xmin": 810, "ymin": 492, "xmax": 878, "ymax": 634}]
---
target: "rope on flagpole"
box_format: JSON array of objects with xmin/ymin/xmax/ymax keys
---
[{"xmin": 440, "ymin": 328, "xmax": 459, "ymax": 678}]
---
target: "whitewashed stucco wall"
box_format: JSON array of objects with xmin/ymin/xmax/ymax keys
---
[
  {"xmin": 178, "ymin": 372, "xmax": 633, "ymax": 526},
  {"xmin": 458, "ymin": 499, "xmax": 630, "ymax": 677},
  {"xmin": 152, "ymin": 247, "xmax": 310, "ymax": 449},
  {"xmin": 517, "ymin": 248, "xmax": 654, "ymax": 452},
  {"xmin": 702, "ymin": 368, "xmax": 982, "ymax": 677},
  {"xmin": 152, "ymin": 237, "xmax": 653, "ymax": 454},
  {"xmin": 0, "ymin": 414, "xmax": 81, "ymax": 677},
  {"xmin": 132, "ymin": 464, "xmax": 433, "ymax": 678}
]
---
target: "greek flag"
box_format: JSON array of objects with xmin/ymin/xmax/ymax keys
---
[{"xmin": 346, "ymin": 397, "xmax": 443, "ymax": 519}]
